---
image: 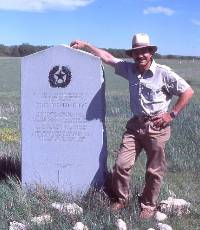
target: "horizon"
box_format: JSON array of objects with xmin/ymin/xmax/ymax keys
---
[{"xmin": 0, "ymin": 43, "xmax": 199, "ymax": 57}]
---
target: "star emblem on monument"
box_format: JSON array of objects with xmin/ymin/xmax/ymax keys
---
[{"xmin": 49, "ymin": 65, "xmax": 71, "ymax": 88}]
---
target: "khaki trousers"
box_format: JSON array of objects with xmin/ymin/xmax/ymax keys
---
[{"xmin": 112, "ymin": 117, "xmax": 171, "ymax": 207}]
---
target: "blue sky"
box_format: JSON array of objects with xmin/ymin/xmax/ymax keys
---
[{"xmin": 0, "ymin": 0, "xmax": 199, "ymax": 56}]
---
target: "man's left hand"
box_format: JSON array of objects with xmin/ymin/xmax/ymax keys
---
[{"xmin": 151, "ymin": 112, "xmax": 173, "ymax": 128}]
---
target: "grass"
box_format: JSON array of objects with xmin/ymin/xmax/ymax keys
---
[{"xmin": 0, "ymin": 57, "xmax": 200, "ymax": 229}]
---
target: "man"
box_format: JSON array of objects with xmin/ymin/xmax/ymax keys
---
[{"xmin": 70, "ymin": 33, "xmax": 194, "ymax": 219}]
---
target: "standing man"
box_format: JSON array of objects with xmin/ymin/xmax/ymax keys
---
[{"xmin": 70, "ymin": 33, "xmax": 194, "ymax": 219}]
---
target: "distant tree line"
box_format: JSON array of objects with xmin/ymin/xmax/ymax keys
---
[
  {"xmin": 0, "ymin": 43, "xmax": 199, "ymax": 60},
  {"xmin": 0, "ymin": 43, "xmax": 49, "ymax": 57},
  {"xmin": 105, "ymin": 48, "xmax": 200, "ymax": 60}
]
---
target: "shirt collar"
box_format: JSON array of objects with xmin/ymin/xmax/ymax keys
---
[{"xmin": 133, "ymin": 59, "xmax": 157, "ymax": 76}]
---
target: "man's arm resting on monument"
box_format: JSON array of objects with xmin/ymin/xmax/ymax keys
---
[{"xmin": 70, "ymin": 40, "xmax": 119, "ymax": 67}]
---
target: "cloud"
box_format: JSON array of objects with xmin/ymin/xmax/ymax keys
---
[
  {"xmin": 143, "ymin": 6, "xmax": 175, "ymax": 16},
  {"xmin": 0, "ymin": 0, "xmax": 94, "ymax": 12},
  {"xmin": 191, "ymin": 19, "xmax": 200, "ymax": 26}
]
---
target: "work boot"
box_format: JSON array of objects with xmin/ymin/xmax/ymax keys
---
[
  {"xmin": 138, "ymin": 195, "xmax": 156, "ymax": 219},
  {"xmin": 110, "ymin": 201, "xmax": 126, "ymax": 212},
  {"xmin": 139, "ymin": 207, "xmax": 155, "ymax": 219}
]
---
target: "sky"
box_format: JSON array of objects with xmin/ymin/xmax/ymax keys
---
[{"xmin": 0, "ymin": 0, "xmax": 200, "ymax": 56}]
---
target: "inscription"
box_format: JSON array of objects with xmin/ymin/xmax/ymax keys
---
[{"xmin": 32, "ymin": 91, "xmax": 89, "ymax": 142}]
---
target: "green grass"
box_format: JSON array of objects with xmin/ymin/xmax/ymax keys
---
[{"xmin": 0, "ymin": 57, "xmax": 200, "ymax": 229}]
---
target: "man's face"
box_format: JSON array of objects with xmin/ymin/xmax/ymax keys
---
[{"xmin": 132, "ymin": 47, "xmax": 153, "ymax": 70}]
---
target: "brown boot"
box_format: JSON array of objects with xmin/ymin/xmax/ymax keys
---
[
  {"xmin": 110, "ymin": 201, "xmax": 126, "ymax": 212},
  {"xmin": 139, "ymin": 207, "xmax": 156, "ymax": 219}
]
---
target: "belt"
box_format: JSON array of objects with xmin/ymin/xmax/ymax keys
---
[{"xmin": 134, "ymin": 115, "xmax": 152, "ymax": 122}]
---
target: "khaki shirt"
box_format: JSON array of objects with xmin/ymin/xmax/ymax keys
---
[{"xmin": 115, "ymin": 59, "xmax": 190, "ymax": 116}]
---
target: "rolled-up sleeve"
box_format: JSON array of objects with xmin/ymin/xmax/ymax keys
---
[
  {"xmin": 164, "ymin": 70, "xmax": 191, "ymax": 96},
  {"xmin": 114, "ymin": 60, "xmax": 129, "ymax": 80}
]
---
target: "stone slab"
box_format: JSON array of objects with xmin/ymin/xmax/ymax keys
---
[{"xmin": 21, "ymin": 45, "xmax": 107, "ymax": 194}]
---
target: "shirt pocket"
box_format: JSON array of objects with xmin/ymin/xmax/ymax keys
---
[{"xmin": 141, "ymin": 83, "xmax": 162, "ymax": 101}]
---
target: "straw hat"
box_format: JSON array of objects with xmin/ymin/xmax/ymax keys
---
[{"xmin": 126, "ymin": 33, "xmax": 157, "ymax": 56}]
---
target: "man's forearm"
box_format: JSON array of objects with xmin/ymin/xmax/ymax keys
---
[
  {"xmin": 85, "ymin": 43, "xmax": 118, "ymax": 65},
  {"xmin": 172, "ymin": 87, "xmax": 194, "ymax": 114}
]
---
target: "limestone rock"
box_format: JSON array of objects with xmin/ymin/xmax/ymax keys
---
[
  {"xmin": 115, "ymin": 219, "xmax": 127, "ymax": 230},
  {"xmin": 156, "ymin": 223, "xmax": 173, "ymax": 230},
  {"xmin": 9, "ymin": 221, "xmax": 27, "ymax": 230},
  {"xmin": 52, "ymin": 202, "xmax": 83, "ymax": 216},
  {"xmin": 168, "ymin": 190, "xmax": 176, "ymax": 198},
  {"xmin": 154, "ymin": 211, "xmax": 168, "ymax": 221},
  {"xmin": 31, "ymin": 214, "xmax": 52, "ymax": 225},
  {"xmin": 73, "ymin": 222, "xmax": 88, "ymax": 230},
  {"xmin": 158, "ymin": 197, "xmax": 190, "ymax": 216},
  {"xmin": 0, "ymin": 116, "xmax": 8, "ymax": 120}
]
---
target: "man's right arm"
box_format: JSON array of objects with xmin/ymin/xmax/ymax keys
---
[{"xmin": 70, "ymin": 40, "xmax": 119, "ymax": 67}]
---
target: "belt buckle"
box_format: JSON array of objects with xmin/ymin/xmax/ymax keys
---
[{"xmin": 138, "ymin": 116, "xmax": 144, "ymax": 122}]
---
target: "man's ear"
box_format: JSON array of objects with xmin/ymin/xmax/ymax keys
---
[{"xmin": 149, "ymin": 48, "xmax": 154, "ymax": 56}]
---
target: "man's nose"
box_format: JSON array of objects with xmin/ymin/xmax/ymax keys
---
[{"xmin": 137, "ymin": 52, "xmax": 144, "ymax": 57}]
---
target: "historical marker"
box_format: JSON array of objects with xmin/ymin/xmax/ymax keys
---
[{"xmin": 21, "ymin": 45, "xmax": 107, "ymax": 194}]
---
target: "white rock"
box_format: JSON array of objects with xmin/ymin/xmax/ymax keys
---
[
  {"xmin": 52, "ymin": 202, "xmax": 83, "ymax": 216},
  {"xmin": 168, "ymin": 190, "xmax": 176, "ymax": 198},
  {"xmin": 154, "ymin": 211, "xmax": 167, "ymax": 221},
  {"xmin": 0, "ymin": 116, "xmax": 8, "ymax": 120},
  {"xmin": 51, "ymin": 202, "xmax": 65, "ymax": 211},
  {"xmin": 31, "ymin": 214, "xmax": 52, "ymax": 225},
  {"xmin": 9, "ymin": 221, "xmax": 27, "ymax": 230},
  {"xmin": 159, "ymin": 197, "xmax": 190, "ymax": 216},
  {"xmin": 73, "ymin": 222, "xmax": 88, "ymax": 230},
  {"xmin": 147, "ymin": 228, "xmax": 155, "ymax": 230},
  {"xmin": 115, "ymin": 219, "xmax": 127, "ymax": 230},
  {"xmin": 156, "ymin": 223, "xmax": 173, "ymax": 230}
]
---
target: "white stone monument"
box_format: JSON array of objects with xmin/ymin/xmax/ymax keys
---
[{"xmin": 21, "ymin": 45, "xmax": 107, "ymax": 194}]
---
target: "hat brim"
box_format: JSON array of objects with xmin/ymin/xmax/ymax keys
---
[{"xmin": 125, "ymin": 45, "xmax": 157, "ymax": 57}]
